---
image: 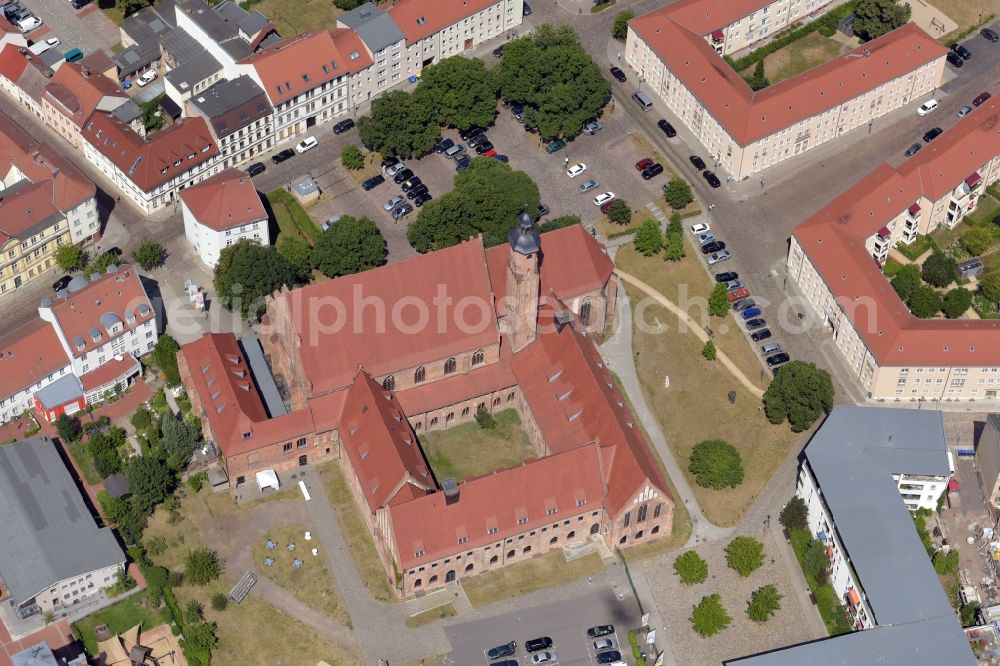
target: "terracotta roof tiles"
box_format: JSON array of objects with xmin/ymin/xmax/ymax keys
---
[{"xmin": 179, "ymin": 168, "xmax": 266, "ymax": 232}]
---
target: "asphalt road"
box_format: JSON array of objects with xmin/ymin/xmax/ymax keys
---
[{"xmin": 446, "ymin": 590, "xmax": 641, "ymax": 666}]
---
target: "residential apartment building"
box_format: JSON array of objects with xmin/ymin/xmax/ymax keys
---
[
  {"xmin": 180, "ymin": 222, "xmax": 663, "ymax": 598},
  {"xmin": 787, "ymin": 97, "xmax": 1000, "ymax": 401},
  {"xmin": 0, "ymin": 43, "xmax": 54, "ymax": 119},
  {"xmin": 185, "ymin": 76, "xmax": 273, "ymax": 168},
  {"xmin": 626, "ymin": 0, "xmax": 947, "ymax": 180},
  {"xmin": 180, "ymin": 168, "xmax": 268, "ymax": 267},
  {"xmin": 730, "ymin": 407, "xmax": 973, "ymax": 665},
  {"xmin": 0, "ymin": 265, "xmax": 157, "ymax": 424},
  {"xmin": 42, "ymin": 63, "xmax": 141, "ymax": 151},
  {"xmin": 0, "ymin": 436, "xmax": 126, "ymax": 618}
]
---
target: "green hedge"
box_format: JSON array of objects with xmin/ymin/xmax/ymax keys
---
[
  {"xmin": 727, "ymin": 1, "xmax": 857, "ymax": 71},
  {"xmin": 267, "ymin": 189, "xmax": 321, "ymax": 244}
]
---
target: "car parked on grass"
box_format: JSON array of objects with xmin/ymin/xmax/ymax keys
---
[
  {"xmin": 635, "ymin": 158, "xmax": 654, "ymax": 171},
  {"xmin": 610, "ymin": 66, "xmax": 627, "ymax": 82},
  {"xmin": 587, "ymin": 625, "xmax": 615, "ymax": 639},
  {"xmin": 745, "ymin": 318, "xmax": 767, "ymax": 330},
  {"xmin": 593, "ymin": 192, "xmax": 615, "ymax": 207},
  {"xmin": 384, "ymin": 195, "xmax": 405, "ymax": 210},
  {"xmin": 392, "ymin": 203, "xmax": 413, "ymax": 220},
  {"xmin": 715, "ymin": 271, "xmax": 738, "ymax": 283},
  {"xmin": 751, "ymin": 328, "xmax": 771, "ymax": 341},
  {"xmin": 271, "ymin": 148, "xmax": 294, "ymax": 164},
  {"xmin": 486, "ymin": 642, "xmax": 517, "ymax": 661},
  {"xmin": 332, "ymin": 118, "xmax": 355, "ymax": 134},
  {"xmin": 579, "ymin": 179, "xmax": 600, "ymax": 193},
  {"xmin": 947, "ymin": 51, "xmax": 964, "ymax": 67},
  {"xmin": 708, "ymin": 250, "xmax": 731, "ymax": 264},
  {"xmin": 766, "ymin": 351, "xmax": 790, "ymax": 366},
  {"xmin": 583, "ymin": 121, "xmax": 604, "ymax": 135},
  {"xmin": 689, "ymin": 155, "xmax": 706, "ymax": 170},
  {"xmin": 690, "ymin": 222, "xmax": 710, "ymax": 234},
  {"xmin": 434, "ymin": 138, "xmax": 454, "ymax": 153},
  {"xmin": 657, "ymin": 119, "xmax": 676, "ymax": 137},
  {"xmin": 983, "ymin": 27, "xmax": 999, "ymax": 42},
  {"xmin": 917, "ymin": 99, "xmax": 938, "ymax": 116},
  {"xmin": 703, "ymin": 170, "xmax": 721, "ymax": 188},
  {"xmin": 742, "ymin": 307, "xmax": 763, "ymax": 320},
  {"xmin": 393, "ymin": 168, "xmax": 414, "ymax": 184},
  {"xmin": 294, "ymin": 136, "xmax": 318, "ymax": 153},
  {"xmin": 526, "ymin": 637, "xmax": 553, "ymax": 653},
  {"xmin": 923, "ymin": 127, "xmax": 943, "ymax": 142},
  {"xmin": 246, "ymin": 162, "xmax": 266, "ymax": 177},
  {"xmin": 545, "ymin": 139, "xmax": 567, "ymax": 154},
  {"xmin": 958, "ymin": 105, "xmax": 973, "ymax": 117},
  {"xmin": 905, "ymin": 143, "xmax": 922, "ymax": 157},
  {"xmin": 361, "ymin": 174, "xmax": 385, "ymax": 191},
  {"xmin": 701, "ymin": 240, "xmax": 726, "ymax": 254},
  {"xmin": 953, "ymin": 43, "xmax": 972, "ymax": 59},
  {"xmin": 641, "ymin": 163, "xmax": 664, "ymax": 180},
  {"xmin": 974, "ymin": 91, "xmax": 992, "ymax": 106},
  {"xmin": 727, "ymin": 288, "xmax": 750, "ymax": 302},
  {"xmin": 136, "ymin": 70, "xmax": 158, "ymax": 87}
]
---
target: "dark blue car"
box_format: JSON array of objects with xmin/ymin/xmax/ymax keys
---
[{"xmin": 742, "ymin": 307, "xmax": 762, "ymax": 320}]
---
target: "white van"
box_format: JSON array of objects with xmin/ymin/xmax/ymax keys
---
[
  {"xmin": 632, "ymin": 91, "xmax": 653, "ymax": 111},
  {"xmin": 917, "ymin": 99, "xmax": 939, "ymax": 116}
]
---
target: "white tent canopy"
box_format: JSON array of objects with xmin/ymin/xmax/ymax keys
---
[{"xmin": 255, "ymin": 469, "xmax": 279, "ymax": 493}]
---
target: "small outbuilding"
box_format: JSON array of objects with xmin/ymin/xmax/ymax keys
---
[{"xmin": 958, "ymin": 257, "xmax": 984, "ymax": 280}]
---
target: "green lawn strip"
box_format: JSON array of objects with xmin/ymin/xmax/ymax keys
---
[
  {"xmin": 72, "ymin": 591, "xmax": 164, "ymax": 654},
  {"xmin": 267, "ymin": 190, "xmax": 321, "ymax": 245},
  {"xmin": 462, "ymin": 551, "xmax": 606, "ymax": 608},
  {"xmin": 404, "ymin": 602, "xmax": 457, "ymax": 628},
  {"xmin": 67, "ymin": 439, "xmax": 101, "ymax": 486},
  {"xmin": 788, "ymin": 528, "xmax": 853, "ymax": 635},
  {"xmin": 420, "ymin": 409, "xmax": 535, "ymax": 483}
]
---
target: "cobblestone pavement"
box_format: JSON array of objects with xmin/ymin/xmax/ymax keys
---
[{"xmin": 19, "ymin": 0, "xmax": 122, "ymax": 56}]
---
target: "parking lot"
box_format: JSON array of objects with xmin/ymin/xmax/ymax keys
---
[
  {"xmin": 446, "ymin": 590, "xmax": 640, "ymax": 666},
  {"xmin": 18, "ymin": 0, "xmax": 121, "ymax": 57}
]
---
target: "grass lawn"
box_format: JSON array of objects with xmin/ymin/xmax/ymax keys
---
[
  {"xmin": 932, "ymin": 195, "xmax": 1000, "ymax": 253},
  {"xmin": 252, "ymin": 523, "xmax": 351, "ymax": 624},
  {"xmin": 420, "ymin": 409, "xmax": 535, "ymax": 482},
  {"xmin": 462, "ymin": 551, "xmax": 606, "ymax": 608},
  {"xmin": 67, "ymin": 439, "xmax": 101, "ymax": 486},
  {"xmin": 317, "ymin": 463, "xmax": 396, "ymax": 602},
  {"xmin": 595, "ymin": 206, "xmax": 649, "ymax": 239},
  {"xmin": 72, "ymin": 592, "xmax": 164, "ymax": 654},
  {"xmin": 615, "ymin": 246, "xmax": 794, "ymax": 526},
  {"xmin": 788, "ymin": 528, "xmax": 853, "ymax": 635},
  {"xmin": 747, "ymin": 32, "xmax": 842, "ymax": 85},
  {"xmin": 143, "ymin": 488, "xmax": 360, "ymax": 665},
  {"xmin": 245, "ymin": 0, "xmax": 344, "ymax": 37},
  {"xmin": 266, "ymin": 189, "xmax": 321, "ymax": 247},
  {"xmin": 405, "ymin": 603, "xmax": 457, "ymax": 628},
  {"xmin": 936, "ymin": 0, "xmax": 1000, "ymax": 34}
]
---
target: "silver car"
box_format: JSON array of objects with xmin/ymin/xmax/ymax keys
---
[
  {"xmin": 761, "ymin": 342, "xmax": 781, "ymax": 355},
  {"xmin": 579, "ymin": 178, "xmax": 600, "ymax": 193},
  {"xmin": 583, "ymin": 121, "xmax": 604, "ymax": 135},
  {"xmin": 958, "ymin": 105, "xmax": 973, "ymax": 118},
  {"xmin": 708, "ymin": 250, "xmax": 731, "ymax": 265},
  {"xmin": 696, "ymin": 232, "xmax": 716, "ymax": 245},
  {"xmin": 385, "ymin": 162, "xmax": 407, "ymax": 177},
  {"xmin": 383, "ymin": 195, "xmax": 405, "ymax": 211},
  {"xmin": 593, "ymin": 639, "xmax": 618, "ymax": 651},
  {"xmin": 725, "ymin": 279, "xmax": 745, "ymax": 291}
]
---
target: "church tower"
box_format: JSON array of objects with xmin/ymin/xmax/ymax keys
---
[{"xmin": 505, "ymin": 212, "xmax": 541, "ymax": 353}]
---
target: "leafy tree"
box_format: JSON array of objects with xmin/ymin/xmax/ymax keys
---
[
  {"xmin": 664, "ymin": 179, "xmax": 694, "ymax": 209},
  {"xmin": 115, "ymin": 501, "xmax": 148, "ymax": 545},
  {"xmin": 97, "ymin": 490, "xmax": 129, "ymax": 524},
  {"xmin": 214, "ymin": 239, "xmax": 298, "ymax": 318},
  {"xmin": 497, "ymin": 26, "xmax": 611, "ymax": 139},
  {"xmin": 709, "ymin": 283, "xmax": 729, "ymax": 317},
  {"xmin": 932, "ymin": 549, "xmax": 959, "ymax": 575},
  {"xmin": 890, "ymin": 264, "xmax": 921, "ymax": 302},
  {"xmin": 744, "ymin": 59, "xmax": 770, "ymax": 91},
  {"xmin": 961, "ymin": 226, "xmax": 995, "ymax": 256},
  {"xmin": 853, "ymin": 0, "xmax": 911, "ymax": 41},
  {"xmin": 408, "ymin": 159, "xmax": 540, "ymax": 252},
  {"xmin": 802, "ymin": 536, "xmax": 830, "ymax": 583},
  {"xmin": 333, "ymin": 0, "xmax": 365, "ymax": 8},
  {"xmin": 612, "ymin": 10, "xmax": 635, "ymax": 40},
  {"xmin": 183, "ymin": 621, "xmax": 219, "ymax": 653},
  {"xmin": 132, "ymin": 406, "xmax": 152, "ymax": 432},
  {"xmin": 55, "ymin": 243, "xmax": 86, "ymax": 271},
  {"xmin": 673, "ymin": 550, "xmax": 708, "ymax": 585},
  {"xmin": 341, "ymin": 145, "xmax": 365, "ymax": 171},
  {"xmin": 277, "ymin": 236, "xmax": 313, "ymax": 282},
  {"xmin": 55, "ymin": 414, "xmax": 82, "ymax": 443},
  {"xmin": 538, "ymin": 215, "xmax": 581, "ymax": 234},
  {"xmin": 607, "ymin": 200, "xmax": 631, "ymax": 225},
  {"xmin": 689, "ymin": 439, "xmax": 744, "ymax": 489},
  {"xmin": 133, "ymin": 238, "xmax": 166, "ymax": 270},
  {"xmin": 88, "ymin": 251, "xmax": 120, "ymax": 276},
  {"xmin": 417, "ymin": 56, "xmax": 498, "ymax": 130},
  {"xmin": 358, "ymin": 90, "xmax": 439, "ymax": 158},
  {"xmin": 146, "ymin": 536, "xmax": 168, "ymax": 557},
  {"xmin": 961, "ymin": 603, "xmax": 978, "ymax": 627},
  {"xmin": 726, "ymin": 536, "xmax": 765, "ymax": 577},
  {"xmin": 921, "ymin": 252, "xmax": 958, "ymax": 288},
  {"xmin": 942, "ymin": 287, "xmax": 973, "ymax": 319},
  {"xmin": 690, "ymin": 594, "xmax": 731, "ymax": 637},
  {"xmin": 980, "ymin": 271, "xmax": 1000, "ymax": 303},
  {"xmin": 312, "ymin": 216, "xmax": 387, "ymax": 278},
  {"xmin": 143, "ymin": 565, "xmax": 168, "ymax": 590},
  {"xmin": 779, "ymin": 496, "xmax": 809, "ymax": 531},
  {"xmin": 475, "ymin": 405, "xmax": 497, "ymax": 429},
  {"xmin": 763, "ymin": 361, "xmax": 834, "ymax": 432},
  {"xmin": 117, "ymin": 0, "xmax": 151, "ymax": 21},
  {"xmin": 909, "ymin": 284, "xmax": 942, "ymax": 318},
  {"xmin": 154, "ymin": 334, "xmax": 181, "ymax": 386},
  {"xmin": 160, "ymin": 416, "xmax": 200, "ymax": 472},
  {"xmin": 185, "ymin": 600, "xmax": 204, "ymax": 625},
  {"xmin": 664, "ymin": 212, "xmax": 686, "ymax": 261},
  {"xmin": 185, "ymin": 548, "xmax": 223, "ymax": 586},
  {"xmin": 633, "ymin": 218, "xmax": 663, "ymax": 256},
  {"xmin": 702, "ymin": 340, "xmax": 717, "ymax": 361},
  {"xmin": 126, "ymin": 455, "xmax": 173, "ymax": 516},
  {"xmin": 89, "ymin": 428, "xmax": 126, "ymax": 478},
  {"xmin": 210, "ymin": 593, "xmax": 229, "ymax": 612},
  {"xmin": 746, "ymin": 584, "xmax": 782, "ymax": 622}
]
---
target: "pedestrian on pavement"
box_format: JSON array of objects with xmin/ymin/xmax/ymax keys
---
[{"xmin": 564, "ymin": 156, "xmax": 570, "ymax": 166}]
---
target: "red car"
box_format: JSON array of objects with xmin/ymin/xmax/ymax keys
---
[
  {"xmin": 600, "ymin": 198, "xmax": 617, "ymax": 214},
  {"xmin": 635, "ymin": 158, "xmax": 655, "ymax": 171},
  {"xmin": 973, "ymin": 91, "xmax": 992, "ymax": 107},
  {"xmin": 482, "ymin": 149, "xmax": 498, "ymax": 157},
  {"xmin": 727, "ymin": 287, "xmax": 750, "ymax": 302}
]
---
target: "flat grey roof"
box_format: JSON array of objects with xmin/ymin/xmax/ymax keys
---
[
  {"xmin": 161, "ymin": 27, "xmax": 204, "ymax": 65},
  {"xmin": 189, "ymin": 76, "xmax": 271, "ymax": 137},
  {"xmin": 12, "ymin": 643, "xmax": 59, "ymax": 666},
  {"xmin": 338, "ymin": 3, "xmax": 404, "ymax": 53},
  {"xmin": 0, "ymin": 437, "xmax": 125, "ymax": 607},
  {"xmin": 33, "ymin": 374, "xmax": 82, "ymax": 410},
  {"xmin": 164, "ymin": 50, "xmax": 222, "ymax": 92},
  {"xmin": 239, "ymin": 335, "xmax": 287, "ymax": 418},
  {"xmin": 110, "ymin": 99, "xmax": 142, "ymax": 125}
]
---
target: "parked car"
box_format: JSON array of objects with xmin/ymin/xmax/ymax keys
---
[
  {"xmin": 295, "ymin": 136, "xmax": 318, "ymax": 153},
  {"xmin": 593, "ymin": 192, "xmax": 615, "ymax": 207},
  {"xmin": 460, "ymin": 126, "xmax": 484, "ymax": 141},
  {"xmin": 657, "ymin": 119, "xmax": 676, "ymax": 138},
  {"xmin": 766, "ymin": 352, "xmax": 790, "ymax": 366},
  {"xmin": 493, "ymin": 45, "xmax": 505, "ymax": 58},
  {"xmin": 434, "ymin": 138, "xmax": 455, "ymax": 153},
  {"xmin": 745, "ymin": 318, "xmax": 767, "ymax": 330},
  {"xmin": 600, "ymin": 198, "xmax": 617, "ymax": 214},
  {"xmin": 384, "ymin": 195, "xmax": 405, "ymax": 211},
  {"xmin": 707, "ymin": 250, "xmax": 731, "ymax": 265},
  {"xmin": 761, "ymin": 342, "xmax": 781, "ymax": 355},
  {"xmin": 689, "ymin": 155, "xmax": 706, "ymax": 170},
  {"xmin": 486, "ymin": 642, "xmax": 517, "ymax": 661},
  {"xmin": 392, "ymin": 203, "xmax": 413, "ymax": 220},
  {"xmin": 482, "ymin": 149, "xmax": 498, "ymax": 157},
  {"xmin": 982, "ymin": 27, "xmax": 999, "ymax": 42},
  {"xmin": 510, "ymin": 102, "xmax": 524, "ymax": 122},
  {"xmin": 974, "ymin": 91, "xmax": 992, "ymax": 106},
  {"xmin": 455, "ymin": 155, "xmax": 472, "ymax": 171},
  {"xmin": 494, "ymin": 154, "xmax": 510, "ymax": 163},
  {"xmin": 725, "ymin": 279, "xmax": 745, "ymax": 291},
  {"xmin": 400, "ymin": 176, "xmax": 423, "ymax": 192},
  {"xmin": 393, "ymin": 168, "xmax": 414, "ymax": 184},
  {"xmin": 703, "ymin": 170, "xmax": 721, "ymax": 188},
  {"xmin": 610, "ymin": 66, "xmax": 627, "ymax": 82},
  {"xmin": 587, "ymin": 626, "xmax": 615, "ymax": 639},
  {"xmin": 406, "ymin": 184, "xmax": 429, "ymax": 200},
  {"xmin": 468, "ymin": 132, "xmax": 490, "ymax": 148},
  {"xmin": 332, "ymin": 118, "xmax": 355, "ymax": 134},
  {"xmin": 537, "ymin": 202, "xmax": 551, "ymax": 218},
  {"xmin": 385, "ymin": 162, "xmax": 408, "ymax": 176},
  {"xmin": 917, "ymin": 99, "xmax": 938, "ymax": 116},
  {"xmin": 701, "ymin": 240, "xmax": 726, "ymax": 254},
  {"xmin": 732, "ymin": 298, "xmax": 755, "ymax": 311},
  {"xmin": 905, "ymin": 143, "xmax": 922, "ymax": 157},
  {"xmin": 361, "ymin": 174, "xmax": 385, "ymax": 191},
  {"xmin": 593, "ymin": 639, "xmax": 618, "ymax": 651},
  {"xmin": 531, "ymin": 653, "xmax": 557, "ymax": 665},
  {"xmin": 727, "ymin": 288, "xmax": 750, "ymax": 302},
  {"xmin": 545, "ymin": 139, "xmax": 567, "ymax": 154},
  {"xmin": 271, "ymin": 148, "xmax": 295, "ymax": 164},
  {"xmin": 413, "ymin": 192, "xmax": 433, "ymax": 206},
  {"xmin": 583, "ymin": 121, "xmax": 604, "ymax": 135},
  {"xmin": 750, "ymin": 328, "xmax": 772, "ymax": 341},
  {"xmin": 522, "ymin": 1, "xmax": 531, "ymax": 15},
  {"xmin": 525, "ymin": 637, "xmax": 553, "ymax": 653},
  {"xmin": 953, "ymin": 43, "xmax": 972, "ymax": 59},
  {"xmin": 579, "ymin": 179, "xmax": 600, "ymax": 193},
  {"xmin": 381, "ymin": 156, "xmax": 400, "ymax": 170},
  {"xmin": 958, "ymin": 105, "xmax": 974, "ymax": 118},
  {"xmin": 246, "ymin": 162, "xmax": 266, "ymax": 176},
  {"xmin": 690, "ymin": 222, "xmax": 710, "ymax": 234},
  {"xmin": 474, "ymin": 141, "xmax": 495, "ymax": 154},
  {"xmin": 696, "ymin": 232, "xmax": 716, "ymax": 245},
  {"xmin": 923, "ymin": 127, "xmax": 943, "ymax": 142},
  {"xmin": 635, "ymin": 158, "xmax": 654, "ymax": 172},
  {"xmin": 715, "ymin": 271, "xmax": 738, "ymax": 283},
  {"xmin": 52, "ymin": 275, "xmax": 72, "ymax": 292},
  {"xmin": 742, "ymin": 307, "xmax": 763, "ymax": 320},
  {"xmin": 136, "ymin": 70, "xmax": 158, "ymax": 87},
  {"xmin": 641, "ymin": 163, "xmax": 664, "ymax": 180},
  {"xmin": 947, "ymin": 51, "xmax": 964, "ymax": 67},
  {"xmin": 445, "ymin": 144, "xmax": 466, "ymax": 160},
  {"xmin": 597, "ymin": 651, "xmax": 623, "ymax": 664}
]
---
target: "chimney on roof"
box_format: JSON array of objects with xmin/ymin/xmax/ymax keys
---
[
  {"xmin": 555, "ymin": 310, "xmax": 574, "ymax": 329},
  {"xmin": 442, "ymin": 478, "xmax": 459, "ymax": 505}
]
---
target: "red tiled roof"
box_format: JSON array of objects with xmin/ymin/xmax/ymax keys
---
[
  {"xmin": 652, "ymin": 0, "xmax": 775, "ymax": 36},
  {"xmin": 0, "ymin": 44, "xmax": 28, "ymax": 82},
  {"xmin": 387, "ymin": 0, "xmax": 500, "ymax": 43},
  {"xmin": 49, "ymin": 266, "xmax": 154, "ymax": 359},
  {"xmin": 0, "ymin": 14, "xmax": 17, "ymax": 34},
  {"xmin": 394, "ymin": 347, "xmax": 517, "ymax": 415},
  {"xmin": 275, "ymin": 236, "xmax": 500, "ymax": 395},
  {"xmin": 628, "ymin": 16, "xmax": 946, "ymax": 145},
  {"xmin": 0, "ymin": 319, "xmax": 67, "ymax": 401},
  {"xmin": 80, "ymin": 113, "xmax": 219, "ymax": 192},
  {"xmin": 306, "ymin": 390, "xmax": 347, "ymax": 433},
  {"xmin": 241, "ymin": 28, "xmax": 372, "ymax": 106},
  {"xmin": 792, "ymin": 98, "xmax": 1000, "ymax": 366},
  {"xmin": 389, "ymin": 444, "xmax": 606, "ymax": 569},
  {"xmin": 44, "ymin": 63, "xmax": 124, "ymax": 128},
  {"xmin": 79, "ymin": 354, "xmax": 140, "ymax": 392},
  {"xmin": 0, "ymin": 180, "xmax": 61, "ymax": 237},
  {"xmin": 338, "ymin": 370, "xmax": 435, "ymax": 512},
  {"xmin": 179, "ymin": 168, "xmax": 266, "ymax": 232}
]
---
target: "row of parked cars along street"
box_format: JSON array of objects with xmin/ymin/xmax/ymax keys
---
[{"xmin": 485, "ymin": 624, "xmax": 624, "ymax": 666}]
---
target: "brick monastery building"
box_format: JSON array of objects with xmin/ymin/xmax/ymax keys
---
[{"xmin": 180, "ymin": 221, "xmax": 673, "ymax": 596}]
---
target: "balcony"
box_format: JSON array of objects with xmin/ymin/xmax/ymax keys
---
[{"xmin": 711, "ymin": 29, "xmax": 725, "ymax": 43}]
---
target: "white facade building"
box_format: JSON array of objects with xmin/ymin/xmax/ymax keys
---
[{"xmin": 179, "ymin": 169, "xmax": 269, "ymax": 267}]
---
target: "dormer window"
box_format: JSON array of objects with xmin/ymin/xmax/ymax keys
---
[
  {"xmin": 174, "ymin": 159, "xmax": 181, "ymax": 167},
  {"xmin": 415, "ymin": 549, "xmax": 425, "ymax": 558},
  {"xmin": 417, "ymin": 16, "xmax": 427, "ymax": 25},
  {"xmin": 350, "ymin": 51, "xmax": 360, "ymax": 60}
]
